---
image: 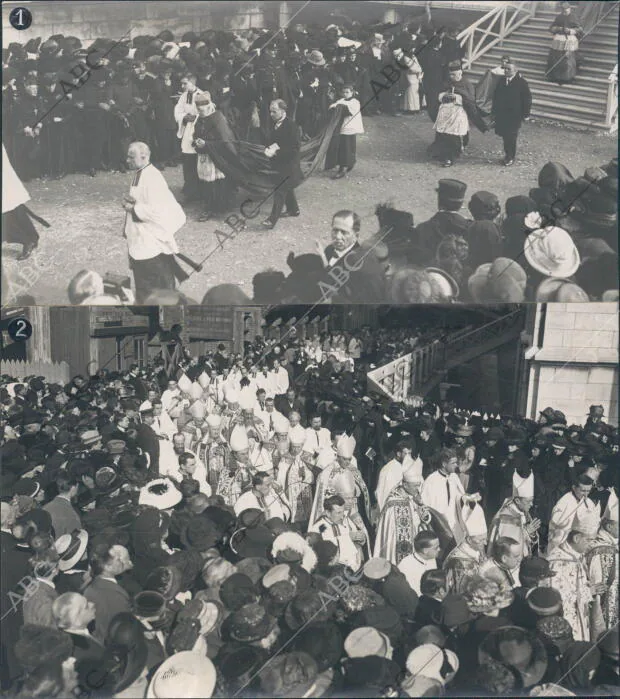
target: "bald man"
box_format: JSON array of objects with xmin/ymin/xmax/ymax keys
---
[{"xmin": 123, "ymin": 142, "xmax": 187, "ymax": 303}]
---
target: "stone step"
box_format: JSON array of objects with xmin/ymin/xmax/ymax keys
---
[
  {"xmin": 533, "ymin": 95, "xmax": 606, "ymax": 117},
  {"xmin": 477, "ymin": 47, "xmax": 616, "ymax": 73},
  {"xmin": 516, "ymin": 25, "xmax": 618, "ymax": 42},
  {"xmin": 470, "ymin": 56, "xmax": 614, "ymax": 82},
  {"xmin": 495, "ymin": 35, "xmax": 617, "ymax": 59},
  {"xmin": 529, "ymin": 108, "xmax": 610, "ymax": 130}
]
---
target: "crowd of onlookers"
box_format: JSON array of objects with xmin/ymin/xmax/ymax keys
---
[{"xmin": 1, "ymin": 329, "xmax": 618, "ymax": 698}]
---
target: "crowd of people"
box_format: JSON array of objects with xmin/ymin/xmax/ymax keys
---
[
  {"xmin": 53, "ymin": 156, "xmax": 616, "ymax": 307},
  {"xmin": 1, "ymin": 330, "xmax": 618, "ymax": 698},
  {"xmin": 2, "ymin": 11, "xmax": 617, "ymax": 304}
]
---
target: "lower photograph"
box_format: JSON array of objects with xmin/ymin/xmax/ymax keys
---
[{"xmin": 0, "ymin": 302, "xmax": 618, "ymax": 698}]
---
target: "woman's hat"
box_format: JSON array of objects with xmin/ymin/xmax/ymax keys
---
[
  {"xmin": 424, "ymin": 267, "xmax": 460, "ymax": 298},
  {"xmin": 306, "ymin": 49, "xmax": 326, "ymax": 66},
  {"xmin": 406, "ymin": 644, "xmax": 459, "ymax": 685},
  {"xmin": 468, "ymin": 258, "xmax": 527, "ymax": 303},
  {"xmin": 226, "ymin": 602, "xmax": 278, "ymax": 643},
  {"xmin": 105, "ymin": 612, "xmax": 149, "ymax": 693},
  {"xmin": 479, "ymin": 626, "xmax": 548, "ymax": 688},
  {"xmin": 139, "ymin": 478, "xmax": 182, "ymax": 509},
  {"xmin": 535, "ymin": 277, "xmax": 589, "ymax": 302},
  {"xmin": 259, "ymin": 651, "xmax": 318, "ymax": 698},
  {"xmin": 146, "ymin": 651, "xmax": 217, "ymax": 698},
  {"xmin": 524, "ymin": 227, "xmax": 580, "ymax": 278},
  {"xmin": 54, "ymin": 529, "xmax": 88, "ymax": 571}
]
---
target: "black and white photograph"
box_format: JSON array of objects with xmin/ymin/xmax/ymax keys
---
[
  {"xmin": 2, "ymin": 0, "xmax": 618, "ymax": 305},
  {"xmin": 0, "ymin": 301, "xmax": 618, "ymax": 697}
]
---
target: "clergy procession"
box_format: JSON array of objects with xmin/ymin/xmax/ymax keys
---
[
  {"xmin": 2, "ymin": 5, "xmax": 618, "ymax": 306},
  {"xmin": 1, "ymin": 328, "xmax": 618, "ymax": 698}
]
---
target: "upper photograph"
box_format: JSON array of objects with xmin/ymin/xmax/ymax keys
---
[{"xmin": 2, "ymin": 0, "xmax": 618, "ymax": 306}]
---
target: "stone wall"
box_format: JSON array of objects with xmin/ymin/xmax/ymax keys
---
[
  {"xmin": 525, "ymin": 303, "xmax": 619, "ymax": 426},
  {"xmin": 2, "ymin": 1, "xmax": 269, "ymax": 45}
]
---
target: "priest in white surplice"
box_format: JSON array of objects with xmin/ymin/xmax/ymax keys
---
[
  {"xmin": 375, "ymin": 441, "xmax": 421, "ymax": 513},
  {"xmin": 123, "ymin": 142, "xmax": 186, "ymax": 303},
  {"xmin": 420, "ymin": 447, "xmax": 469, "ymax": 535}
]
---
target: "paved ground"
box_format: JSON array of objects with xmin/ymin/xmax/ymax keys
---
[{"xmin": 3, "ymin": 113, "xmax": 615, "ymax": 306}]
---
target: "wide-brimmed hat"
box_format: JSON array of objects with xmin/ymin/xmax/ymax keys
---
[
  {"xmin": 468, "ymin": 258, "xmax": 527, "ymax": 303},
  {"xmin": 146, "ymin": 651, "xmax": 217, "ymax": 698},
  {"xmin": 406, "ymin": 644, "xmax": 459, "ymax": 685},
  {"xmin": 139, "ymin": 478, "xmax": 182, "ymax": 509},
  {"xmin": 424, "ymin": 267, "xmax": 459, "ymax": 298},
  {"xmin": 524, "ymin": 227, "xmax": 580, "ymax": 278},
  {"xmin": 479, "ymin": 626, "xmax": 548, "ymax": 688},
  {"xmin": 55, "ymin": 529, "xmax": 88, "ymax": 571},
  {"xmin": 519, "ymin": 556, "xmax": 556, "ymax": 581},
  {"xmin": 462, "ymin": 575, "xmax": 514, "ymax": 614},
  {"xmin": 363, "ymin": 557, "xmax": 391, "ymax": 581},
  {"xmin": 306, "ymin": 49, "xmax": 326, "ymax": 66},
  {"xmin": 535, "ymin": 277, "xmax": 589, "ymax": 302},
  {"xmin": 105, "ymin": 612, "xmax": 149, "ymax": 693}
]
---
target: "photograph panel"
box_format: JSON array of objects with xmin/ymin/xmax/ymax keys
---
[
  {"xmin": 1, "ymin": 302, "xmax": 618, "ymax": 696},
  {"xmin": 2, "ymin": 1, "xmax": 618, "ymax": 305}
]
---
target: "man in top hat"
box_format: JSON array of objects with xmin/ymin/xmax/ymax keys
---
[
  {"xmin": 587, "ymin": 492, "xmax": 618, "ymax": 631},
  {"xmin": 585, "ymin": 404, "xmax": 605, "ymax": 433},
  {"xmin": 261, "ymin": 99, "xmax": 303, "ymax": 229},
  {"xmin": 308, "ymin": 493, "xmax": 366, "ymax": 571},
  {"xmin": 545, "ymin": 512, "xmax": 605, "ymax": 641},
  {"xmin": 548, "ymin": 471, "xmax": 600, "ymax": 555},
  {"xmin": 275, "ymin": 427, "xmax": 315, "ymax": 526},
  {"xmin": 122, "ymin": 141, "xmax": 187, "ymax": 304},
  {"xmin": 443, "ymin": 501, "xmax": 488, "ymax": 593},
  {"xmin": 488, "ymin": 470, "xmax": 540, "ymax": 559},
  {"xmin": 491, "ymin": 59, "xmax": 531, "ymax": 166},
  {"xmin": 414, "ymin": 179, "xmax": 471, "ymax": 266}
]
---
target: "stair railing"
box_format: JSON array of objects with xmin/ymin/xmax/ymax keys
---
[
  {"xmin": 366, "ymin": 310, "xmax": 523, "ymax": 401},
  {"xmin": 457, "ymin": 1, "xmax": 539, "ymax": 69},
  {"xmin": 606, "ymin": 64, "xmax": 618, "ymax": 134}
]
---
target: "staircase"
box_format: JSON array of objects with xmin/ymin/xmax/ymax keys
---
[
  {"xmin": 466, "ymin": 2, "xmax": 619, "ymax": 131},
  {"xmin": 367, "ymin": 309, "xmax": 526, "ymax": 402}
]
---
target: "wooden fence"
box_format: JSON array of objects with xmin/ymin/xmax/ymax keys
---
[{"xmin": 0, "ymin": 360, "xmax": 70, "ymax": 384}]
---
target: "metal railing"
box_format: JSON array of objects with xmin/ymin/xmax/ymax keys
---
[
  {"xmin": 606, "ymin": 65, "xmax": 618, "ymax": 134},
  {"xmin": 367, "ymin": 310, "xmax": 524, "ymax": 402},
  {"xmin": 457, "ymin": 1, "xmax": 539, "ymax": 69}
]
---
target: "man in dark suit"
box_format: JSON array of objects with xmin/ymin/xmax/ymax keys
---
[
  {"xmin": 275, "ymin": 388, "xmax": 306, "ymax": 424},
  {"xmin": 262, "ymin": 99, "xmax": 303, "ymax": 229},
  {"xmin": 42, "ymin": 473, "xmax": 81, "ymax": 538},
  {"xmin": 135, "ymin": 409, "xmax": 160, "ymax": 477},
  {"xmin": 492, "ymin": 61, "xmax": 532, "ymax": 166},
  {"xmin": 83, "ymin": 541, "xmax": 133, "ymax": 643},
  {"xmin": 414, "ymin": 179, "xmax": 471, "ymax": 266}
]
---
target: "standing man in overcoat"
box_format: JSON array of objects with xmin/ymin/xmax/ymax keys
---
[{"xmin": 491, "ymin": 61, "xmax": 532, "ymax": 166}]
